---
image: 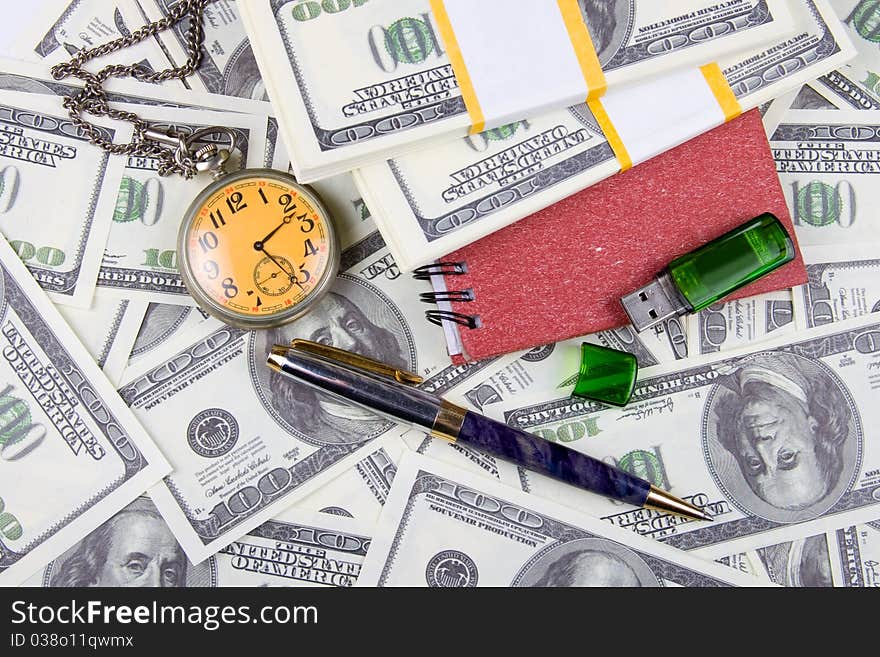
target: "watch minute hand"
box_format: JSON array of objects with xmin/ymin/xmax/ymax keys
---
[{"xmin": 261, "ymin": 249, "xmax": 292, "ymax": 275}]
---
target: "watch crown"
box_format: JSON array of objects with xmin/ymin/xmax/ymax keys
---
[
  {"xmin": 194, "ymin": 143, "xmax": 218, "ymax": 160},
  {"xmin": 193, "ymin": 144, "xmax": 230, "ymax": 178}
]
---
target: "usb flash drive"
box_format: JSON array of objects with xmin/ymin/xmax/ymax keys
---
[{"xmin": 621, "ymin": 213, "xmax": 796, "ymax": 333}]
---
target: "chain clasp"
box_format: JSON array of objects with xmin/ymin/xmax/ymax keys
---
[{"xmin": 143, "ymin": 125, "xmax": 237, "ymax": 179}]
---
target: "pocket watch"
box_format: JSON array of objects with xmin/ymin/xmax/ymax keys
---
[{"xmin": 170, "ymin": 128, "xmax": 339, "ymax": 330}]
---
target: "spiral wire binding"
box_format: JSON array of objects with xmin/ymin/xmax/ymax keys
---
[
  {"xmin": 425, "ymin": 310, "xmax": 481, "ymax": 329},
  {"xmin": 413, "ymin": 262, "xmax": 481, "ymax": 329},
  {"xmin": 420, "ymin": 289, "xmax": 474, "ymax": 303},
  {"xmin": 412, "ymin": 262, "xmax": 468, "ymax": 280}
]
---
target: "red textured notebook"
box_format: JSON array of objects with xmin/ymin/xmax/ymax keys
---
[{"xmin": 425, "ymin": 109, "xmax": 806, "ymax": 364}]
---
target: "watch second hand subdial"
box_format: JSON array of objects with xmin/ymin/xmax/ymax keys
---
[{"xmin": 259, "ymin": 248, "xmax": 305, "ymax": 291}]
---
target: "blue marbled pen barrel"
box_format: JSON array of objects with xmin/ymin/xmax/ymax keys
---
[
  {"xmin": 458, "ymin": 412, "xmax": 650, "ymax": 506},
  {"xmin": 266, "ymin": 345, "xmax": 708, "ymax": 520}
]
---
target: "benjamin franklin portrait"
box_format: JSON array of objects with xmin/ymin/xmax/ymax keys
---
[
  {"xmin": 791, "ymin": 85, "xmax": 839, "ymax": 111},
  {"xmin": 513, "ymin": 538, "xmax": 661, "ymax": 587},
  {"xmin": 222, "ymin": 42, "xmax": 268, "ymax": 101},
  {"xmin": 703, "ymin": 352, "xmax": 860, "ymax": 523},
  {"xmin": 250, "ymin": 275, "xmax": 415, "ymax": 447},
  {"xmin": 131, "ymin": 303, "xmax": 197, "ymax": 359},
  {"xmin": 579, "ymin": 0, "xmax": 631, "ymax": 65},
  {"xmin": 756, "ymin": 535, "xmax": 833, "ymax": 587},
  {"xmin": 43, "ymin": 498, "xmax": 212, "ymax": 587}
]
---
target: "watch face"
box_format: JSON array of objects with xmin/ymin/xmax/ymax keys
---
[{"xmin": 180, "ymin": 170, "xmax": 337, "ymax": 327}]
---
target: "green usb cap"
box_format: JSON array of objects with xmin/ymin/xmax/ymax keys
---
[
  {"xmin": 620, "ymin": 213, "xmax": 796, "ymax": 333},
  {"xmin": 572, "ymin": 343, "xmax": 638, "ymax": 407}
]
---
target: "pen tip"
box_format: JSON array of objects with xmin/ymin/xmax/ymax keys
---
[{"xmin": 645, "ymin": 486, "xmax": 713, "ymax": 522}]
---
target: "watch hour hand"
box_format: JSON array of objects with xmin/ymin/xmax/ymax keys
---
[{"xmin": 253, "ymin": 216, "xmax": 291, "ymax": 250}]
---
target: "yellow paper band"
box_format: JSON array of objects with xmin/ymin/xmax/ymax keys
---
[
  {"xmin": 430, "ymin": 0, "xmax": 485, "ymax": 134},
  {"xmin": 700, "ymin": 62, "xmax": 742, "ymax": 122},
  {"xmin": 588, "ymin": 98, "xmax": 632, "ymax": 172},
  {"xmin": 557, "ymin": 0, "xmax": 606, "ymax": 102}
]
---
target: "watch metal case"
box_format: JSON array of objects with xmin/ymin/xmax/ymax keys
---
[{"xmin": 177, "ymin": 168, "xmax": 340, "ymax": 330}]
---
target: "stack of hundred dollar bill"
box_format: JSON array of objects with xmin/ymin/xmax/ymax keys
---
[{"xmin": 0, "ymin": 0, "xmax": 875, "ymax": 589}]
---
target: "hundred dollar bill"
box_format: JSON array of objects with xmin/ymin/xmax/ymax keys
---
[
  {"xmin": 294, "ymin": 434, "xmax": 405, "ymax": 526},
  {"xmin": 27, "ymin": 0, "xmax": 185, "ymax": 88},
  {"xmin": 94, "ymin": 104, "xmax": 267, "ymax": 305},
  {"xmin": 209, "ymin": 505, "xmax": 372, "ymax": 587},
  {"xmin": 688, "ymin": 290, "xmax": 798, "ymax": 357},
  {"xmin": 0, "ymin": 88, "xmax": 129, "ymax": 307},
  {"xmin": 717, "ymin": 535, "xmax": 833, "ymax": 585},
  {"xmin": 795, "ymin": 243, "xmax": 880, "ymax": 330},
  {"xmin": 143, "ymin": 0, "xmax": 268, "ymax": 101},
  {"xmin": 23, "ymin": 495, "xmax": 372, "ymax": 587},
  {"xmin": 771, "ymin": 109, "xmax": 880, "ymax": 248},
  {"xmin": 354, "ymin": 0, "xmax": 854, "ymax": 271},
  {"xmin": 814, "ymin": 1, "xmax": 880, "ymax": 110},
  {"xmin": 241, "ymin": 0, "xmax": 794, "ymax": 183},
  {"xmin": 0, "ymin": 237, "xmax": 169, "ymax": 585},
  {"xmin": 828, "ymin": 519, "xmax": 880, "ymax": 586},
  {"xmin": 760, "ymin": 83, "xmax": 841, "ymax": 139},
  {"xmin": 490, "ymin": 314, "xmax": 880, "ymax": 559},
  {"xmin": 791, "ymin": 83, "xmax": 844, "ymax": 110},
  {"xmin": 357, "ymin": 453, "xmax": 768, "ymax": 587},
  {"xmin": 58, "ymin": 291, "xmax": 149, "ymax": 387},
  {"xmin": 125, "ymin": 303, "xmax": 215, "ymax": 375},
  {"xmin": 0, "ymin": 55, "xmax": 269, "ymax": 117},
  {"xmin": 118, "ymin": 226, "xmax": 456, "ymax": 563},
  {"xmin": 720, "ymin": 518, "xmax": 880, "ymax": 586},
  {"xmin": 713, "ymin": 551, "xmax": 774, "ymax": 582}
]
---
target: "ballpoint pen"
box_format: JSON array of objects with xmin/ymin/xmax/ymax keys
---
[{"xmin": 266, "ymin": 339, "xmax": 712, "ymax": 522}]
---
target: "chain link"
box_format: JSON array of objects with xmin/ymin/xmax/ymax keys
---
[{"xmin": 50, "ymin": 0, "xmax": 211, "ymax": 178}]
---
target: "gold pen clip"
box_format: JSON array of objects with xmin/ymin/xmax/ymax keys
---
[{"xmin": 282, "ymin": 339, "xmax": 424, "ymax": 385}]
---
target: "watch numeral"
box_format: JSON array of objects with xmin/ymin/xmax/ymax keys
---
[
  {"xmin": 222, "ymin": 277, "xmax": 239, "ymax": 299},
  {"xmin": 226, "ymin": 191, "xmax": 247, "ymax": 214},
  {"xmin": 258, "ymin": 188, "xmax": 269, "ymax": 205},
  {"xmin": 199, "ymin": 232, "xmax": 219, "ymax": 252},
  {"xmin": 203, "ymin": 260, "xmax": 219, "ymax": 280},
  {"xmin": 209, "ymin": 209, "xmax": 226, "ymax": 229},
  {"xmin": 303, "ymin": 238, "xmax": 318, "ymax": 258},
  {"xmin": 279, "ymin": 193, "xmax": 296, "ymax": 215},
  {"xmin": 298, "ymin": 264, "xmax": 311, "ymax": 284},
  {"xmin": 299, "ymin": 214, "xmax": 315, "ymax": 233}
]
